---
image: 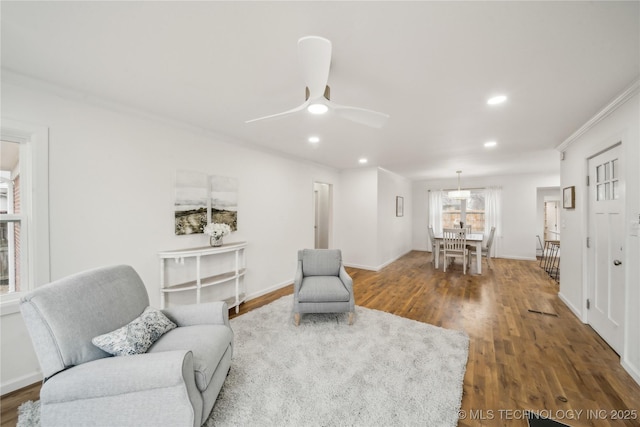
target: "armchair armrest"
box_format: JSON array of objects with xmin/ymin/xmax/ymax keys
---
[
  {"xmin": 40, "ymin": 350, "xmax": 203, "ymax": 427},
  {"xmin": 162, "ymin": 301, "xmax": 229, "ymax": 327},
  {"xmin": 339, "ymin": 265, "xmax": 353, "ymax": 291},
  {"xmin": 294, "ymin": 260, "xmax": 303, "ymax": 293},
  {"xmin": 41, "ymin": 350, "xmax": 196, "ymax": 403}
]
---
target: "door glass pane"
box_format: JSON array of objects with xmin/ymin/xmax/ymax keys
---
[
  {"xmin": 596, "ymin": 164, "xmax": 603, "ymax": 183},
  {"xmin": 611, "ymin": 159, "xmax": 618, "ymax": 179},
  {"xmin": 613, "ymin": 180, "xmax": 619, "ymax": 200},
  {"xmin": 604, "ymin": 162, "xmax": 610, "ymax": 180},
  {"xmin": 605, "ymin": 182, "xmax": 610, "ymax": 200},
  {"xmin": 597, "ymin": 184, "xmax": 605, "ymax": 201}
]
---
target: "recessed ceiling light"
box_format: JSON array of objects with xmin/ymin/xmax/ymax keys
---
[
  {"xmin": 307, "ymin": 103, "xmax": 329, "ymax": 114},
  {"xmin": 487, "ymin": 95, "xmax": 507, "ymax": 105},
  {"xmin": 308, "ymin": 136, "xmax": 320, "ymax": 143},
  {"xmin": 484, "ymin": 141, "xmax": 497, "ymax": 148},
  {"xmin": 359, "ymin": 158, "xmax": 368, "ymax": 164}
]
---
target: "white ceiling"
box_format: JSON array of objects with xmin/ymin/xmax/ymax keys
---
[{"xmin": 2, "ymin": 1, "xmax": 638, "ymax": 180}]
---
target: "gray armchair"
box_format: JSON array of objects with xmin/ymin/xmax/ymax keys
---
[
  {"xmin": 20, "ymin": 265, "xmax": 233, "ymax": 427},
  {"xmin": 293, "ymin": 249, "xmax": 355, "ymax": 325}
]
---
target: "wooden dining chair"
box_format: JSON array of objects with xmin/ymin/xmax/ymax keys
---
[
  {"xmin": 468, "ymin": 226, "xmax": 496, "ymax": 269},
  {"xmin": 443, "ymin": 228, "xmax": 468, "ymax": 274},
  {"xmin": 428, "ymin": 226, "xmax": 443, "ymax": 266}
]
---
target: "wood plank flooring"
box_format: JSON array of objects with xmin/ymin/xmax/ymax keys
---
[{"xmin": 2, "ymin": 252, "xmax": 639, "ymax": 427}]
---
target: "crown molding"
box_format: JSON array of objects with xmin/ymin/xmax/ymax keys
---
[
  {"xmin": 557, "ymin": 78, "xmax": 640, "ymax": 152},
  {"xmin": 1, "ymin": 69, "xmax": 340, "ymax": 174}
]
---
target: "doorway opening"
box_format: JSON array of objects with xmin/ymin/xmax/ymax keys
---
[
  {"xmin": 536, "ymin": 187, "xmax": 561, "ymax": 258},
  {"xmin": 544, "ymin": 201, "xmax": 560, "ymax": 242},
  {"xmin": 313, "ymin": 182, "xmax": 332, "ymax": 249}
]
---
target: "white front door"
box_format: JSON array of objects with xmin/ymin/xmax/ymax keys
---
[{"xmin": 587, "ymin": 143, "xmax": 625, "ymax": 354}]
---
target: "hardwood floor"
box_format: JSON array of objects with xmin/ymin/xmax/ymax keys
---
[{"xmin": 2, "ymin": 252, "xmax": 639, "ymax": 427}]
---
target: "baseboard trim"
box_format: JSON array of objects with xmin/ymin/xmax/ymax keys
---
[
  {"xmin": 376, "ymin": 250, "xmax": 413, "ymax": 271},
  {"xmin": 1, "ymin": 371, "xmax": 42, "ymax": 396},
  {"xmin": 344, "ymin": 250, "xmax": 413, "ymax": 272},
  {"xmin": 558, "ymin": 291, "xmax": 585, "ymax": 322},
  {"xmin": 342, "ymin": 262, "xmax": 379, "ymax": 271},
  {"xmin": 621, "ymin": 359, "xmax": 640, "ymax": 387},
  {"xmin": 245, "ymin": 280, "xmax": 292, "ymax": 302},
  {"xmin": 500, "ymin": 255, "xmax": 537, "ymax": 261}
]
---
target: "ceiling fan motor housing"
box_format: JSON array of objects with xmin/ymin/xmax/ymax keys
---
[{"xmin": 305, "ymin": 85, "xmax": 331, "ymax": 101}]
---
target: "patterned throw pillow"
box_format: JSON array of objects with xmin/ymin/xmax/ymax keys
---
[{"xmin": 92, "ymin": 306, "xmax": 177, "ymax": 356}]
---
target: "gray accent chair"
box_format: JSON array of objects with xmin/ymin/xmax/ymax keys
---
[
  {"xmin": 20, "ymin": 265, "xmax": 233, "ymax": 427},
  {"xmin": 293, "ymin": 249, "xmax": 355, "ymax": 326}
]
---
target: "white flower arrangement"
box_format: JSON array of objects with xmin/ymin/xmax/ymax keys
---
[{"xmin": 203, "ymin": 222, "xmax": 232, "ymax": 239}]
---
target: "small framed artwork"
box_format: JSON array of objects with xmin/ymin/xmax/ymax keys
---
[
  {"xmin": 396, "ymin": 196, "xmax": 404, "ymax": 217},
  {"xmin": 563, "ymin": 186, "xmax": 575, "ymax": 209}
]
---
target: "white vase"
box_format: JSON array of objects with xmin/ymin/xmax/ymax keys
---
[{"xmin": 210, "ymin": 235, "xmax": 223, "ymax": 247}]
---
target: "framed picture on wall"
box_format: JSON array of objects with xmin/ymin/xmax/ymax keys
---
[
  {"xmin": 563, "ymin": 186, "xmax": 575, "ymax": 209},
  {"xmin": 396, "ymin": 196, "xmax": 404, "ymax": 217}
]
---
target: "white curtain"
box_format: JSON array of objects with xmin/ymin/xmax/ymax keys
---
[
  {"xmin": 484, "ymin": 186, "xmax": 502, "ymax": 257},
  {"xmin": 428, "ymin": 190, "xmax": 444, "ymax": 250}
]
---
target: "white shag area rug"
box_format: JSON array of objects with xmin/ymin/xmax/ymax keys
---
[{"xmin": 18, "ymin": 295, "xmax": 469, "ymax": 427}]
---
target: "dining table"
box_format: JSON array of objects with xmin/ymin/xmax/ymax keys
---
[{"xmin": 433, "ymin": 232, "xmax": 485, "ymax": 274}]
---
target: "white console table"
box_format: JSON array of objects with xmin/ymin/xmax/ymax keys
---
[{"xmin": 158, "ymin": 241, "xmax": 246, "ymax": 312}]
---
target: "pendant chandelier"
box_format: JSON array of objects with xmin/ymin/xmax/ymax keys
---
[{"xmin": 448, "ymin": 171, "xmax": 470, "ymax": 200}]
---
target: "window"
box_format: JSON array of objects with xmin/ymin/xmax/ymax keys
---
[
  {"xmin": 441, "ymin": 190, "xmax": 485, "ymax": 232},
  {"xmin": 1, "ymin": 120, "xmax": 50, "ymax": 305},
  {"xmin": 0, "ymin": 141, "xmax": 23, "ymax": 295}
]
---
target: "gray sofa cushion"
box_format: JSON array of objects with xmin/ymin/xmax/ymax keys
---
[
  {"xmin": 298, "ymin": 276, "xmax": 350, "ymax": 303},
  {"xmin": 148, "ymin": 324, "xmax": 233, "ymax": 392},
  {"xmin": 301, "ymin": 249, "xmax": 341, "ymax": 277}
]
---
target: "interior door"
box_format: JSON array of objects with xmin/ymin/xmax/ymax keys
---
[
  {"xmin": 544, "ymin": 201, "xmax": 559, "ymax": 241},
  {"xmin": 587, "ymin": 143, "xmax": 624, "ymax": 354}
]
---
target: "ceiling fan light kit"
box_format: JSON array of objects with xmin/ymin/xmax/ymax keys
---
[
  {"xmin": 245, "ymin": 36, "xmax": 389, "ymax": 128},
  {"xmin": 307, "ymin": 103, "xmax": 329, "ymax": 114}
]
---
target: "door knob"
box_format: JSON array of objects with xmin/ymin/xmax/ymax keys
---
[{"xmin": 613, "ymin": 259, "xmax": 622, "ymax": 266}]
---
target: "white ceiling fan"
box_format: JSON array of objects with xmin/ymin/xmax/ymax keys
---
[{"xmin": 246, "ymin": 36, "xmax": 390, "ymax": 128}]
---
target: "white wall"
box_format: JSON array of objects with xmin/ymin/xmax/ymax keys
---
[
  {"xmin": 339, "ymin": 167, "xmax": 413, "ymax": 270},
  {"xmin": 413, "ymin": 173, "xmax": 560, "ymax": 260},
  {"xmin": 0, "ymin": 80, "xmax": 342, "ymax": 392},
  {"xmin": 559, "ymin": 91, "xmax": 640, "ymax": 384},
  {"xmin": 377, "ymin": 168, "xmax": 413, "ymax": 268}
]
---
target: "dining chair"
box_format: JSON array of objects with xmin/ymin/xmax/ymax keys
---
[
  {"xmin": 428, "ymin": 226, "xmax": 443, "ymax": 266},
  {"xmin": 443, "ymin": 228, "xmax": 468, "ymax": 274},
  {"xmin": 468, "ymin": 226, "xmax": 496, "ymax": 269}
]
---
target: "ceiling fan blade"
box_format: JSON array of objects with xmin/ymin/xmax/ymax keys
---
[
  {"xmin": 298, "ymin": 36, "xmax": 332, "ymax": 100},
  {"xmin": 328, "ymin": 101, "xmax": 390, "ymax": 128},
  {"xmin": 245, "ymin": 101, "xmax": 309, "ymax": 124}
]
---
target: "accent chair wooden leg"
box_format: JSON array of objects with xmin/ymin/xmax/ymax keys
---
[
  {"xmin": 348, "ymin": 312, "xmax": 355, "ymax": 325},
  {"xmin": 294, "ymin": 313, "xmax": 300, "ymax": 326}
]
